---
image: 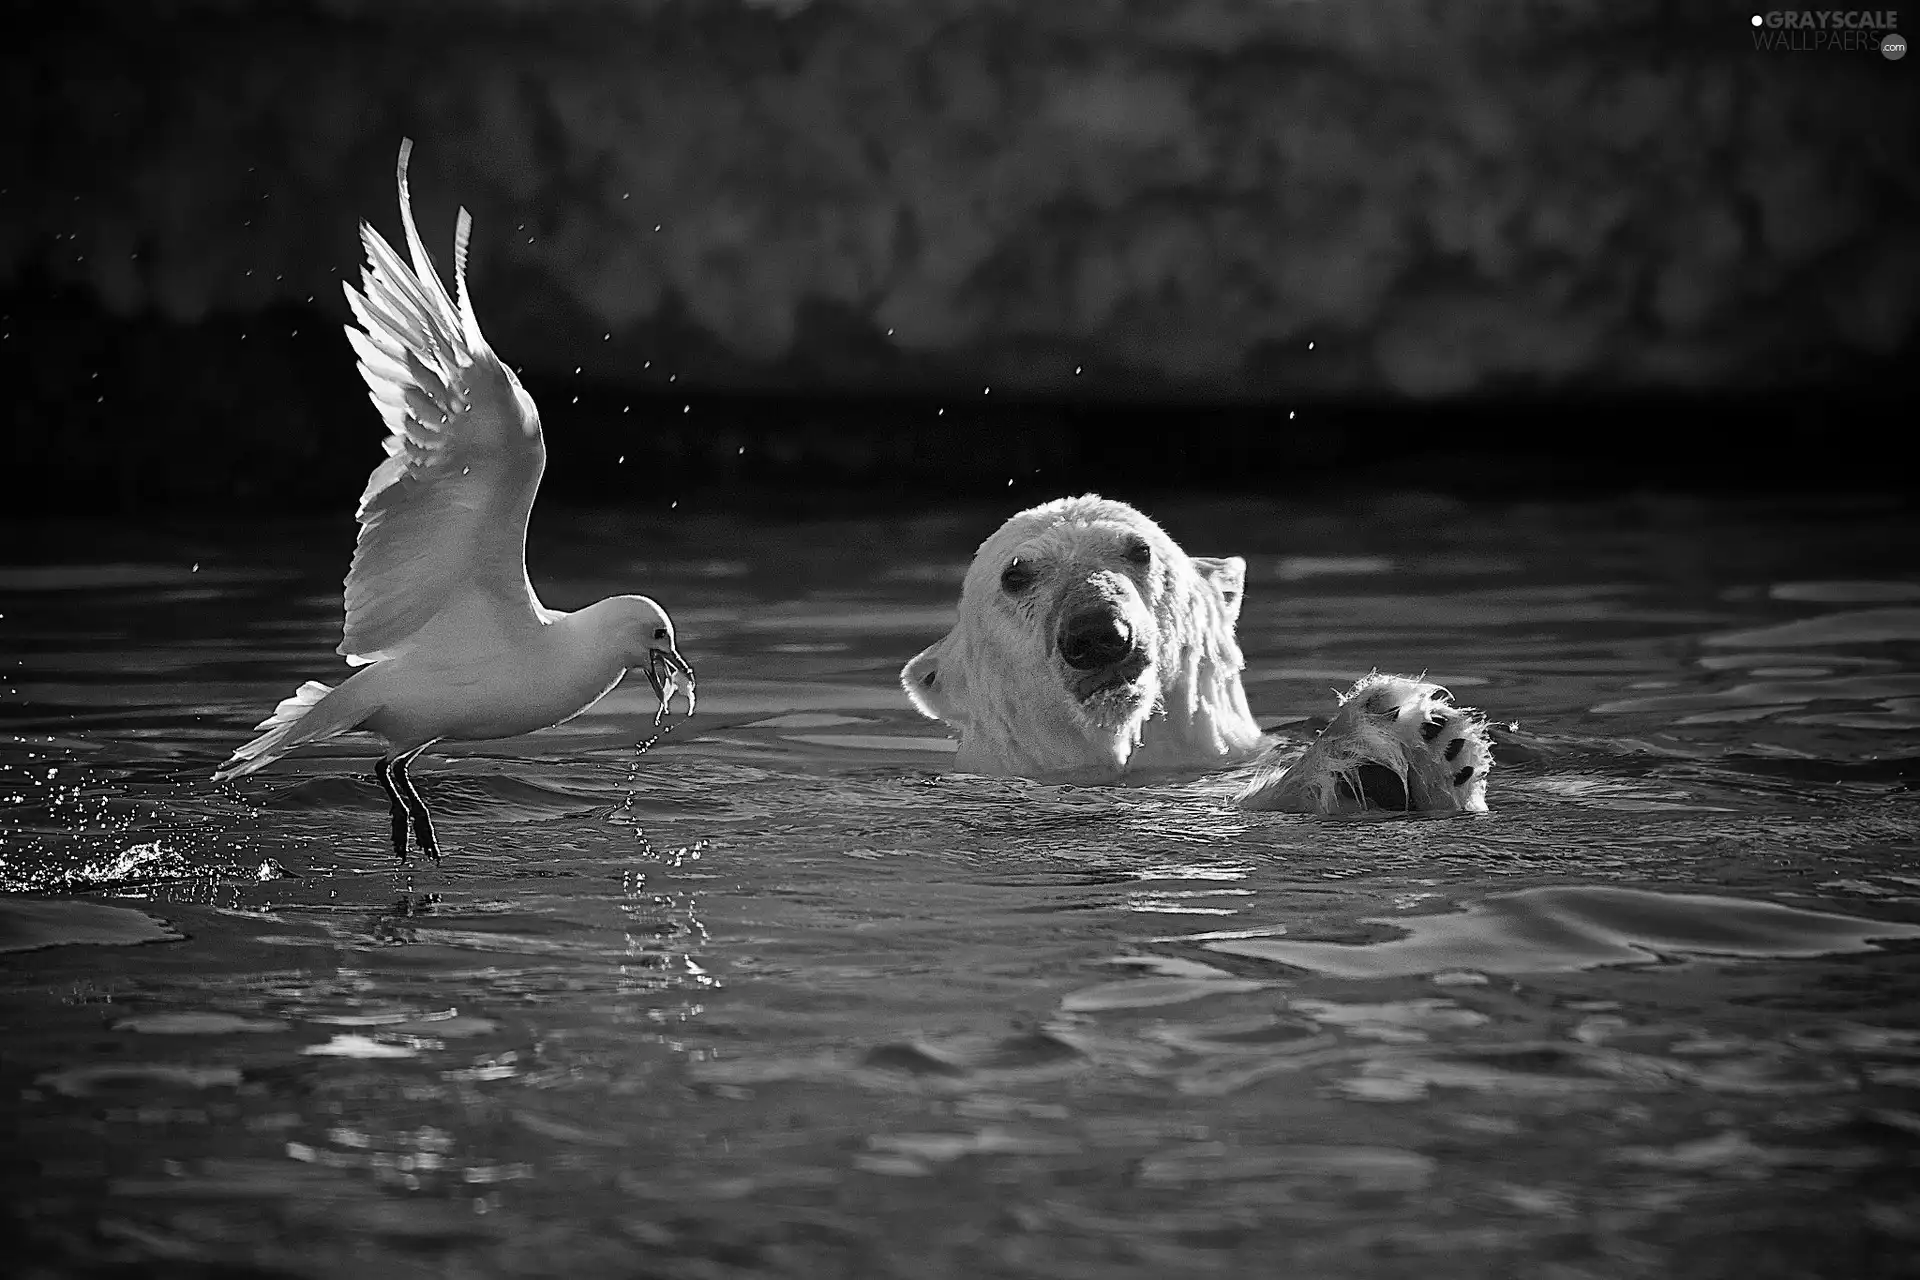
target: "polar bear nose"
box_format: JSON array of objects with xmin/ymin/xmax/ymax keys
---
[{"xmin": 1058, "ymin": 611, "xmax": 1134, "ymax": 670}]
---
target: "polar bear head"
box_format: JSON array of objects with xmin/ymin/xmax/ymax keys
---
[{"xmin": 901, "ymin": 494, "xmax": 1265, "ymax": 782}]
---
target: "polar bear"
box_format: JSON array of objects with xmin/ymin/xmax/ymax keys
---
[
  {"xmin": 900, "ymin": 494, "xmax": 1492, "ymax": 814},
  {"xmin": 901, "ymin": 494, "xmax": 1264, "ymax": 783}
]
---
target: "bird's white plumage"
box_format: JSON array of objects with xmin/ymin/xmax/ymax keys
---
[
  {"xmin": 211, "ymin": 139, "xmax": 696, "ymax": 806},
  {"xmin": 337, "ymin": 138, "xmax": 550, "ymax": 667}
]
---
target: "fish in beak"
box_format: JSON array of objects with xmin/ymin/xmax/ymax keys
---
[{"xmin": 645, "ymin": 646, "xmax": 697, "ymax": 726}]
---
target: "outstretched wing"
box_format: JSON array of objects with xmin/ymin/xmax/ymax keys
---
[{"xmin": 337, "ymin": 138, "xmax": 548, "ymax": 665}]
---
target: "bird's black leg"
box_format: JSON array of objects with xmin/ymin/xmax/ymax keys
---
[
  {"xmin": 391, "ymin": 751, "xmax": 440, "ymax": 863},
  {"xmin": 373, "ymin": 758, "xmax": 411, "ymax": 862}
]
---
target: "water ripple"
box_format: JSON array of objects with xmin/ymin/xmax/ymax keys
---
[
  {"xmin": 4, "ymin": 501, "xmax": 1920, "ymax": 1279},
  {"xmin": 1204, "ymin": 885, "xmax": 1920, "ymax": 978}
]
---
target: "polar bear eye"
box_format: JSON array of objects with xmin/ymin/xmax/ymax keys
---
[
  {"xmin": 1000, "ymin": 559, "xmax": 1037, "ymax": 595},
  {"xmin": 1122, "ymin": 539, "xmax": 1153, "ymax": 566}
]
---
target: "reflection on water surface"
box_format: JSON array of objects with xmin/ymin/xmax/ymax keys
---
[{"xmin": 2, "ymin": 494, "xmax": 1918, "ymax": 1278}]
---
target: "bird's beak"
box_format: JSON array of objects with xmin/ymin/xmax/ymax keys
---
[{"xmin": 645, "ymin": 647, "xmax": 697, "ymax": 726}]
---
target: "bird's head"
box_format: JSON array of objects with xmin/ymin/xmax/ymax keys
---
[{"xmin": 600, "ymin": 595, "xmax": 696, "ymax": 725}]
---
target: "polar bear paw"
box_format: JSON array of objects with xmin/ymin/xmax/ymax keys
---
[{"xmin": 1239, "ymin": 672, "xmax": 1493, "ymax": 815}]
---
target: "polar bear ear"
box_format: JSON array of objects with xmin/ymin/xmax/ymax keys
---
[
  {"xmin": 902, "ymin": 637, "xmax": 969, "ymax": 725},
  {"xmin": 1190, "ymin": 555, "xmax": 1247, "ymax": 625}
]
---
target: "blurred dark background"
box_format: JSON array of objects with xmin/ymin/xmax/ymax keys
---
[{"xmin": 3, "ymin": 0, "xmax": 1916, "ymax": 521}]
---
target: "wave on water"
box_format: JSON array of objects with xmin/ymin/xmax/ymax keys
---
[{"xmin": 1202, "ymin": 885, "xmax": 1920, "ymax": 980}]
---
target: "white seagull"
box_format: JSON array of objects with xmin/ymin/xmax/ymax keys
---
[{"xmin": 213, "ymin": 138, "xmax": 695, "ymax": 862}]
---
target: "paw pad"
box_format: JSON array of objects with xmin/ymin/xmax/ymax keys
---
[
  {"xmin": 1241, "ymin": 672, "xmax": 1494, "ymax": 816},
  {"xmin": 1350, "ymin": 762, "xmax": 1410, "ymax": 811}
]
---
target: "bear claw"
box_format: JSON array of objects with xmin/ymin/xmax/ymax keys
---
[{"xmin": 1239, "ymin": 671, "xmax": 1494, "ymax": 816}]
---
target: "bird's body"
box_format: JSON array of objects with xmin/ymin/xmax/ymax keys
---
[
  {"xmin": 346, "ymin": 613, "xmax": 631, "ymax": 750},
  {"xmin": 214, "ymin": 139, "xmax": 694, "ymax": 860}
]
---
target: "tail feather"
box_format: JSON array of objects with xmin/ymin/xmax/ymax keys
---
[{"xmin": 212, "ymin": 681, "xmax": 358, "ymax": 781}]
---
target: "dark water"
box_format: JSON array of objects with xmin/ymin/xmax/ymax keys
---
[{"xmin": 3, "ymin": 493, "xmax": 1919, "ymax": 1279}]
